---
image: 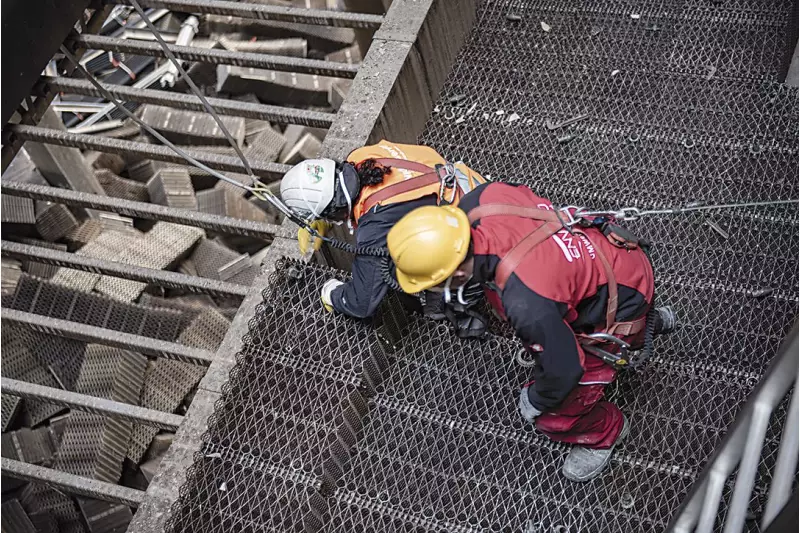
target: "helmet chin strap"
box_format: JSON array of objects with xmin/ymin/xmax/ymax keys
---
[
  {"xmin": 298, "ymin": 175, "xmax": 325, "ymax": 220},
  {"xmin": 444, "ymin": 274, "xmax": 472, "ymax": 305},
  {"xmin": 338, "ymin": 170, "xmax": 354, "ymax": 235}
]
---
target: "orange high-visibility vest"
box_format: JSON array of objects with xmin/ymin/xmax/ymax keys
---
[{"xmin": 348, "ymin": 140, "xmax": 486, "ymax": 223}]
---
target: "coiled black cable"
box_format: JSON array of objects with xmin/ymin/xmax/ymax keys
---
[
  {"xmin": 630, "ymin": 301, "xmax": 657, "ymax": 369},
  {"xmin": 321, "ymin": 236, "xmax": 390, "ymax": 257},
  {"xmin": 380, "ymin": 256, "xmax": 406, "ymax": 293}
]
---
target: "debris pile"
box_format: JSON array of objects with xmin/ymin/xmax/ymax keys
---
[{"xmin": 0, "ymin": 1, "xmax": 365, "ymax": 531}]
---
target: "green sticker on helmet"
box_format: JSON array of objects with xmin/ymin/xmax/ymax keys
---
[{"xmin": 306, "ymin": 163, "xmax": 325, "ymax": 183}]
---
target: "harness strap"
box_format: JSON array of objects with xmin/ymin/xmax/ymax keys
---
[
  {"xmin": 494, "ymin": 221, "xmax": 562, "ymax": 290},
  {"xmin": 360, "ymin": 158, "xmax": 449, "ymax": 214},
  {"xmin": 577, "ymin": 229, "xmax": 618, "ymax": 330},
  {"xmin": 372, "ymin": 158, "xmax": 435, "ymax": 174},
  {"xmin": 467, "ymin": 204, "xmax": 562, "ymax": 225},
  {"xmin": 470, "ymin": 204, "xmax": 622, "ymax": 333}
]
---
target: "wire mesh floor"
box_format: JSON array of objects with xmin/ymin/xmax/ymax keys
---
[{"xmin": 163, "ymin": 0, "xmax": 798, "ymax": 531}]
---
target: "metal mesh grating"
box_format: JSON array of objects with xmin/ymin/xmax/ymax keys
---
[
  {"xmin": 54, "ymin": 345, "xmax": 147, "ymax": 482},
  {"xmin": 1, "ymin": 324, "xmax": 66, "ymax": 426},
  {"xmin": 163, "ymin": 260, "xmax": 395, "ymax": 533},
  {"xmin": 196, "ymin": 188, "xmax": 269, "ymax": 222},
  {"xmin": 95, "ymin": 168, "xmax": 150, "ymax": 202},
  {"xmin": 51, "ymin": 226, "xmax": 144, "ymax": 292},
  {"xmin": 127, "ymin": 358, "xmax": 207, "ymax": 464},
  {"xmin": 8, "ymin": 274, "xmax": 190, "ymax": 343},
  {"xmin": 64, "ymin": 219, "xmax": 105, "ymax": 248},
  {"xmin": 178, "ymin": 308, "xmax": 232, "ymax": 352},
  {"xmin": 139, "ymin": 104, "xmax": 246, "ymax": 147},
  {"xmin": 413, "ymin": 0, "xmax": 797, "ymax": 529},
  {"xmin": 147, "ymin": 167, "xmax": 198, "ymax": 210},
  {"xmin": 94, "ymin": 222, "xmax": 203, "ymax": 302},
  {"xmin": 20, "ymin": 347, "xmax": 146, "ymax": 533},
  {"xmin": 18, "ymin": 238, "xmax": 69, "ymax": 279},
  {"xmin": 34, "ymin": 203, "xmax": 80, "ymax": 242},
  {"xmin": 125, "ymin": 309, "xmax": 230, "ymax": 464},
  {"xmin": 1, "ymin": 195, "xmax": 36, "ymax": 224},
  {"xmin": 186, "ymin": 237, "xmax": 259, "ymax": 286}
]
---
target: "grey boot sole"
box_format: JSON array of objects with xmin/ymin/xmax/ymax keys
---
[{"xmin": 562, "ymin": 415, "xmax": 630, "ymax": 482}]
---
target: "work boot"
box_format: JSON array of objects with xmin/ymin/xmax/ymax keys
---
[
  {"xmin": 562, "ymin": 416, "xmax": 630, "ymax": 482},
  {"xmin": 653, "ymin": 306, "xmax": 677, "ymax": 335}
]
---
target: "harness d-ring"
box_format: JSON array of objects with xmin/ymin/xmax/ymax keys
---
[{"xmin": 516, "ymin": 347, "xmax": 538, "ymax": 367}]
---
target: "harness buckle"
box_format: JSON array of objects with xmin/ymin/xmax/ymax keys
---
[
  {"xmin": 617, "ymin": 207, "xmax": 641, "ymax": 221},
  {"xmin": 435, "ymin": 163, "xmax": 458, "ymax": 204},
  {"xmin": 581, "ymin": 332, "xmax": 630, "ymax": 368}
]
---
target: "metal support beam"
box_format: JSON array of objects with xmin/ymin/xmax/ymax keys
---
[
  {"xmin": 107, "ymin": 0, "xmax": 384, "ymax": 28},
  {"xmin": 1, "ymin": 6, "xmax": 112, "ymax": 173},
  {"xmin": 40, "ymin": 77, "xmax": 335, "ymax": 128},
  {"xmin": 1, "ymin": 377, "xmax": 183, "ymax": 430},
  {"xmin": 73, "ymin": 34, "xmax": 359, "ymax": 78},
  {"xmin": 1, "ymin": 181, "xmax": 283, "ymax": 238},
  {"xmin": 7, "ymin": 124, "xmax": 290, "ymax": 180},
  {"xmin": 0, "ymin": 240, "xmax": 249, "ymax": 298},
  {"xmin": 1, "ymin": 309, "xmax": 214, "ymax": 365},
  {"xmin": 1, "ymin": 458, "xmax": 144, "ymax": 507}
]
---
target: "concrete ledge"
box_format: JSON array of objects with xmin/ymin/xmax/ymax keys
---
[
  {"xmin": 127, "ymin": 389, "xmax": 220, "ymax": 533},
  {"xmin": 198, "ymin": 234, "xmax": 301, "ymax": 394}
]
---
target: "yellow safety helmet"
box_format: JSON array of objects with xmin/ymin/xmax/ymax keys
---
[{"xmin": 387, "ymin": 205, "xmax": 472, "ymax": 293}]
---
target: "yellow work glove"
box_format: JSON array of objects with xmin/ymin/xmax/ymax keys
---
[
  {"xmin": 298, "ymin": 220, "xmax": 333, "ymax": 256},
  {"xmin": 320, "ymin": 279, "xmax": 344, "ymax": 313}
]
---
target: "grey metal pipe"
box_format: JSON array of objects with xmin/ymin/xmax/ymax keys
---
[
  {"xmin": 761, "ymin": 384, "xmax": 799, "ymax": 528},
  {"xmin": 721, "ymin": 403, "xmax": 771, "ymax": 533},
  {"xmin": 42, "ymin": 76, "xmax": 335, "ymax": 127},
  {"xmin": 0, "ymin": 240, "xmax": 249, "ymax": 297},
  {"xmin": 73, "ymin": 34, "xmax": 359, "ymax": 78},
  {"xmin": 106, "ymin": 0, "xmax": 385, "ymax": 28},
  {"xmin": 7, "ymin": 124, "xmax": 290, "ymax": 180},
  {"xmin": 1, "ymin": 309, "xmax": 214, "ymax": 365},
  {"xmin": 1, "ymin": 181, "xmax": 283, "ymax": 238},
  {"xmin": 1, "ymin": 458, "xmax": 145, "ymax": 507},
  {"xmin": 1, "ymin": 377, "xmax": 183, "ymax": 430}
]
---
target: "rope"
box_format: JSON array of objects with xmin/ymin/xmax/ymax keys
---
[{"xmin": 128, "ymin": 0, "xmax": 254, "ymax": 179}]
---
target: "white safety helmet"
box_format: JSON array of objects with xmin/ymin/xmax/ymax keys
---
[{"xmin": 280, "ymin": 158, "xmax": 338, "ymax": 220}]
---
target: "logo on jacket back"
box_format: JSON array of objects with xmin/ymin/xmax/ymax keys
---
[
  {"xmin": 536, "ymin": 203, "xmax": 595, "ymax": 263},
  {"xmin": 306, "ymin": 163, "xmax": 325, "ymax": 183}
]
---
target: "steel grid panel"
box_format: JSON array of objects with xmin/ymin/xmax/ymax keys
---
[
  {"xmin": 95, "ymin": 168, "xmax": 149, "ymax": 202},
  {"xmin": 1, "ymin": 324, "xmax": 67, "ymax": 426},
  {"xmin": 161, "ymin": 260, "xmax": 400, "ymax": 532},
  {"xmin": 8, "ymin": 274, "xmax": 189, "ymax": 344},
  {"xmin": 156, "ymin": 0, "xmax": 797, "ymax": 530},
  {"xmin": 51, "ymin": 226, "xmax": 144, "ymax": 292},
  {"xmin": 126, "ymin": 309, "xmax": 230, "ymax": 463},
  {"xmin": 18, "ymin": 347, "xmax": 146, "ymax": 532},
  {"xmin": 94, "ymin": 222, "xmax": 203, "ymax": 302},
  {"xmin": 411, "ymin": 0, "xmax": 798, "ymax": 530}
]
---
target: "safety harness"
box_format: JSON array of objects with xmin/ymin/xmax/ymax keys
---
[
  {"xmin": 359, "ymin": 158, "xmax": 461, "ymax": 214},
  {"xmin": 467, "ymin": 204, "xmax": 651, "ymax": 368}
]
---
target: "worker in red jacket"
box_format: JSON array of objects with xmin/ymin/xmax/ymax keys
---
[{"xmin": 386, "ymin": 182, "xmax": 676, "ymax": 481}]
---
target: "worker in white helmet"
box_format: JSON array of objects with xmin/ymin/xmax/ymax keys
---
[{"xmin": 279, "ymin": 140, "xmax": 486, "ymax": 321}]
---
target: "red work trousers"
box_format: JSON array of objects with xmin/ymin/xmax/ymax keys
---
[
  {"xmin": 533, "ymin": 354, "xmax": 622, "ymax": 449},
  {"xmin": 530, "ymin": 328, "xmax": 646, "ymax": 450}
]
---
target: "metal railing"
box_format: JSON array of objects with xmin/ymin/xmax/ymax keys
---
[{"xmin": 667, "ymin": 324, "xmax": 798, "ymax": 533}]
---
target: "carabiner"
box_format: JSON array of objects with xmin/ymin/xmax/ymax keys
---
[{"xmin": 617, "ymin": 207, "xmax": 642, "ymax": 221}]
